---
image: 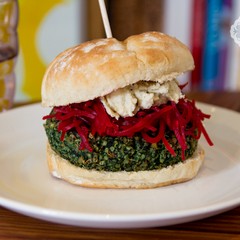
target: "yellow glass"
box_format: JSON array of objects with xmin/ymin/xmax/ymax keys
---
[{"xmin": 0, "ymin": 0, "xmax": 18, "ymax": 112}]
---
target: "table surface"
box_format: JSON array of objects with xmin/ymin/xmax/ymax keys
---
[{"xmin": 1, "ymin": 91, "xmax": 240, "ymax": 240}]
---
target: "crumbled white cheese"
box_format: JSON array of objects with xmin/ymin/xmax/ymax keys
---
[
  {"xmin": 101, "ymin": 88, "xmax": 137, "ymax": 119},
  {"xmin": 101, "ymin": 80, "xmax": 184, "ymax": 119}
]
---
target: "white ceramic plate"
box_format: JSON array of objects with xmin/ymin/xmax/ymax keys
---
[{"xmin": 0, "ymin": 103, "xmax": 240, "ymax": 229}]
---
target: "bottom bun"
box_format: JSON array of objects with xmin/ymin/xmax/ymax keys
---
[{"xmin": 46, "ymin": 143, "xmax": 205, "ymax": 189}]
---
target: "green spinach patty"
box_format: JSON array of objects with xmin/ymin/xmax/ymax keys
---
[{"xmin": 44, "ymin": 118, "xmax": 198, "ymax": 172}]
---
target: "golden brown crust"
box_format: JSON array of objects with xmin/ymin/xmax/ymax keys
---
[
  {"xmin": 46, "ymin": 143, "xmax": 205, "ymax": 189},
  {"xmin": 41, "ymin": 32, "xmax": 194, "ymax": 107}
]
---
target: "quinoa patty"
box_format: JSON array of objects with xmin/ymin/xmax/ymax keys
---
[{"xmin": 44, "ymin": 118, "xmax": 198, "ymax": 172}]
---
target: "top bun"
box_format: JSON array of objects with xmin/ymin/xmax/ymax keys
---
[{"xmin": 41, "ymin": 32, "xmax": 194, "ymax": 107}]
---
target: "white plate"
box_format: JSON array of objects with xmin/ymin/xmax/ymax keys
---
[{"xmin": 0, "ymin": 103, "xmax": 240, "ymax": 229}]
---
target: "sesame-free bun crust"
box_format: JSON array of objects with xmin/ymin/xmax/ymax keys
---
[
  {"xmin": 46, "ymin": 143, "xmax": 204, "ymax": 189},
  {"xmin": 41, "ymin": 32, "xmax": 194, "ymax": 107}
]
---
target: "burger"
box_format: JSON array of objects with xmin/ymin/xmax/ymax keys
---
[{"xmin": 42, "ymin": 31, "xmax": 213, "ymax": 189}]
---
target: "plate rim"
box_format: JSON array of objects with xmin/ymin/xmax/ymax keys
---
[{"xmin": 0, "ymin": 102, "xmax": 240, "ymax": 228}]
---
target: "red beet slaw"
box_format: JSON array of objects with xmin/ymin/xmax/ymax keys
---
[
  {"xmin": 43, "ymin": 96, "xmax": 213, "ymax": 159},
  {"xmin": 43, "ymin": 95, "xmax": 213, "ymax": 159}
]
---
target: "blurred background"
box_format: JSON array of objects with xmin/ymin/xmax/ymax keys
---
[{"xmin": 14, "ymin": 0, "xmax": 240, "ymax": 103}]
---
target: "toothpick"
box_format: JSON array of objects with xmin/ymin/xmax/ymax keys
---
[{"xmin": 98, "ymin": 0, "xmax": 112, "ymax": 38}]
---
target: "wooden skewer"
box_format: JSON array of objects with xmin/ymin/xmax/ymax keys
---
[{"xmin": 98, "ymin": 0, "xmax": 112, "ymax": 38}]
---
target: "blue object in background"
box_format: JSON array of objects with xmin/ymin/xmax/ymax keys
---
[{"xmin": 202, "ymin": 0, "xmax": 223, "ymax": 91}]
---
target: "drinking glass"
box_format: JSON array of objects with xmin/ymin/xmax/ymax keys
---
[{"xmin": 0, "ymin": 0, "xmax": 18, "ymax": 112}]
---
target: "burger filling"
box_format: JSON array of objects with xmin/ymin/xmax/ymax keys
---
[
  {"xmin": 101, "ymin": 80, "xmax": 184, "ymax": 119},
  {"xmin": 44, "ymin": 118, "xmax": 198, "ymax": 172},
  {"xmin": 43, "ymin": 80, "xmax": 213, "ymax": 172}
]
